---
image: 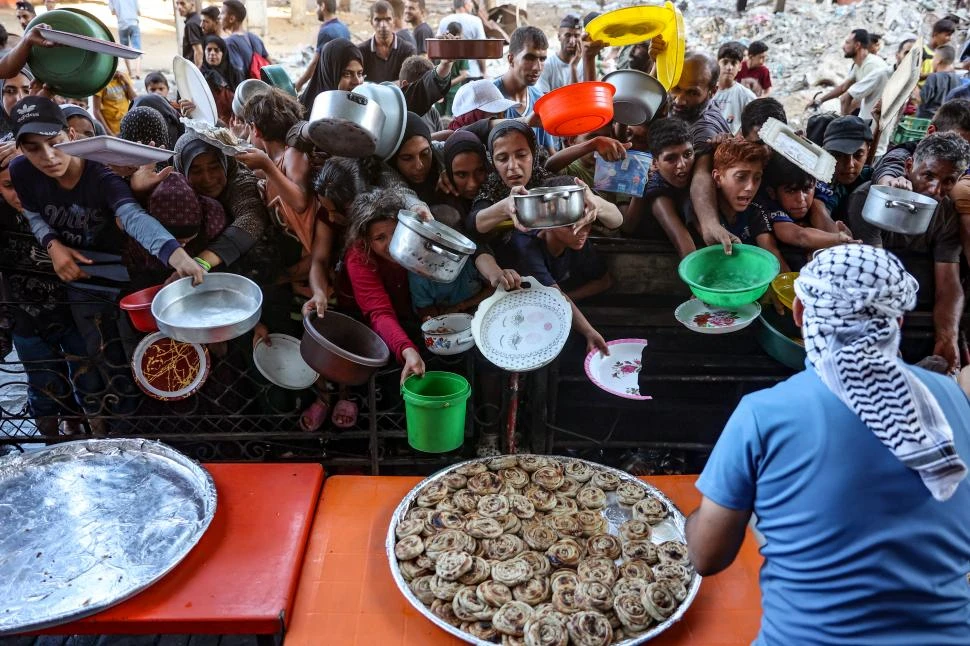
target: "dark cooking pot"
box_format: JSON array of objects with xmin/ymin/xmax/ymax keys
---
[
  {"xmin": 425, "ymin": 39, "xmax": 505, "ymax": 60},
  {"xmin": 300, "ymin": 312, "xmax": 390, "ymax": 385}
]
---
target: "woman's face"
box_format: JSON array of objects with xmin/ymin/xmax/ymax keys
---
[
  {"xmin": 187, "ymin": 152, "xmax": 227, "ymax": 198},
  {"xmin": 450, "ymin": 151, "xmax": 487, "ymax": 199},
  {"xmin": 0, "ymin": 166, "xmax": 21, "ymax": 211},
  {"xmin": 395, "ymin": 135, "xmax": 433, "ymax": 186},
  {"xmin": 205, "ymin": 43, "xmax": 223, "ymax": 66},
  {"xmin": 338, "ymin": 60, "xmax": 365, "ymax": 91},
  {"xmin": 367, "ymin": 219, "xmax": 397, "ymax": 261},
  {"xmin": 491, "ymin": 131, "xmax": 533, "ymax": 189},
  {"xmin": 3, "ymin": 73, "xmax": 30, "ymax": 116}
]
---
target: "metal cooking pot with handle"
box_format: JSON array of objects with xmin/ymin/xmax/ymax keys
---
[
  {"xmin": 389, "ymin": 210, "xmax": 477, "ymax": 283},
  {"xmin": 306, "ymin": 90, "xmax": 385, "ymax": 157},
  {"xmin": 513, "ymin": 185, "xmax": 586, "ymax": 229},
  {"xmin": 861, "ymin": 184, "xmax": 938, "ymax": 235}
]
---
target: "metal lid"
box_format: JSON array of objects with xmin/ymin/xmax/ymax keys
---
[{"xmin": 396, "ymin": 210, "xmax": 477, "ymax": 256}]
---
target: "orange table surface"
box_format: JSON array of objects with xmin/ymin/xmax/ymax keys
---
[
  {"xmin": 37, "ymin": 463, "xmax": 324, "ymax": 636},
  {"xmin": 285, "ymin": 474, "xmax": 763, "ymax": 646}
]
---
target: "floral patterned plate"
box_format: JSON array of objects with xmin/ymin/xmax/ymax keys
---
[
  {"xmin": 674, "ymin": 299, "xmax": 761, "ymax": 335},
  {"xmin": 584, "ymin": 338, "xmax": 652, "ymax": 401}
]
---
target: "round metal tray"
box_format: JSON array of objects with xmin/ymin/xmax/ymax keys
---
[
  {"xmin": 0, "ymin": 439, "xmax": 217, "ymax": 635},
  {"xmin": 385, "ymin": 455, "xmax": 701, "ymax": 645}
]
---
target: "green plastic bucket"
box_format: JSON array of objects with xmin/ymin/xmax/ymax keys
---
[{"xmin": 402, "ymin": 371, "xmax": 470, "ymax": 453}]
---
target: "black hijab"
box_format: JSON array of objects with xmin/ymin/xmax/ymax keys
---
[
  {"xmin": 393, "ymin": 111, "xmax": 440, "ymax": 203},
  {"xmin": 202, "ymin": 35, "xmax": 241, "ymax": 91},
  {"xmin": 132, "ymin": 94, "xmax": 183, "ymax": 152},
  {"xmin": 300, "ymin": 38, "xmax": 363, "ymax": 113},
  {"xmin": 444, "ymin": 130, "xmax": 487, "ymax": 183}
]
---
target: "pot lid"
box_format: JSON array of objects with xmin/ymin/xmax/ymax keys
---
[
  {"xmin": 397, "ymin": 210, "xmax": 477, "ymax": 256},
  {"xmin": 471, "ymin": 277, "xmax": 572, "ymax": 372}
]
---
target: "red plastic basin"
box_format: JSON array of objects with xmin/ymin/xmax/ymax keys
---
[{"xmin": 119, "ymin": 284, "xmax": 164, "ymax": 333}]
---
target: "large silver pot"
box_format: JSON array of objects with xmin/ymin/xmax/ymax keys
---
[
  {"xmin": 603, "ymin": 69, "xmax": 667, "ymax": 126},
  {"xmin": 300, "ymin": 312, "xmax": 390, "ymax": 385},
  {"xmin": 152, "ymin": 273, "xmax": 262, "ymax": 343},
  {"xmin": 389, "ymin": 210, "xmax": 477, "ymax": 283},
  {"xmin": 306, "ymin": 90, "xmax": 385, "ymax": 157},
  {"xmin": 861, "ymin": 184, "xmax": 938, "ymax": 235},
  {"xmin": 514, "ymin": 185, "xmax": 586, "ymax": 229}
]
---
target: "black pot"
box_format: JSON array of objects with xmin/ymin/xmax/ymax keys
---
[{"xmin": 300, "ymin": 312, "xmax": 390, "ymax": 385}]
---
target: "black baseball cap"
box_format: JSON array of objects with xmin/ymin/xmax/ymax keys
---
[
  {"xmin": 823, "ymin": 116, "xmax": 873, "ymax": 155},
  {"xmin": 11, "ymin": 96, "xmax": 66, "ymax": 143},
  {"xmin": 559, "ymin": 14, "xmax": 581, "ymax": 29}
]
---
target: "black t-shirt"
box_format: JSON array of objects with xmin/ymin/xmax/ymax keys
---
[
  {"xmin": 413, "ymin": 22, "xmax": 434, "ymax": 55},
  {"xmin": 358, "ymin": 36, "xmax": 417, "ymax": 84},
  {"xmin": 496, "ymin": 230, "xmax": 608, "ymax": 293},
  {"xmin": 182, "ymin": 13, "xmax": 204, "ymax": 62}
]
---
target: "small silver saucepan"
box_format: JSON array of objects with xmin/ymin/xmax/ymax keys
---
[
  {"xmin": 861, "ymin": 184, "xmax": 938, "ymax": 236},
  {"xmin": 389, "ymin": 210, "xmax": 477, "ymax": 284},
  {"xmin": 513, "ymin": 185, "xmax": 586, "ymax": 229}
]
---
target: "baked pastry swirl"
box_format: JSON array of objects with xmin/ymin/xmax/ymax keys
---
[
  {"xmin": 465, "ymin": 517, "xmax": 504, "ymax": 539},
  {"xmin": 575, "ymin": 580, "xmax": 614, "ymax": 613},
  {"xmin": 501, "ymin": 467, "xmax": 531, "ymax": 489},
  {"xmin": 492, "ymin": 557, "xmax": 534, "ymax": 587},
  {"xmin": 479, "ymin": 493, "xmax": 512, "ymax": 518},
  {"xmin": 546, "ymin": 538, "xmax": 584, "ymax": 568},
  {"xmin": 576, "ymin": 486, "xmax": 607, "ymax": 510},
  {"xmin": 520, "ymin": 549, "xmax": 552, "ymax": 577},
  {"xmin": 523, "ymin": 615, "xmax": 568, "ymax": 646},
  {"xmin": 532, "ymin": 465, "xmax": 566, "ymax": 491},
  {"xmin": 642, "ymin": 581, "xmax": 678, "ymax": 621},
  {"xmin": 657, "ymin": 541, "xmax": 690, "ymax": 567},
  {"xmin": 493, "ymin": 600, "xmax": 534, "ymax": 636},
  {"xmin": 453, "ymin": 585, "xmax": 495, "ymax": 621},
  {"xmin": 523, "ymin": 523, "xmax": 559, "ymax": 551},
  {"xmin": 563, "ymin": 460, "xmax": 595, "ymax": 483},
  {"xmin": 458, "ymin": 556, "xmax": 491, "ymax": 585},
  {"xmin": 585, "ymin": 534, "xmax": 622, "ymax": 560},
  {"xmin": 513, "ymin": 575, "xmax": 551, "ymax": 606},
  {"xmin": 467, "ymin": 471, "xmax": 504, "ymax": 495},
  {"xmin": 632, "ymin": 496, "xmax": 668, "ymax": 525},
  {"xmin": 577, "ymin": 557, "xmax": 618, "ymax": 587},
  {"xmin": 612, "ymin": 592, "xmax": 652, "ymax": 634},
  {"xmin": 617, "ymin": 559, "xmax": 654, "ymax": 582},
  {"xmin": 615, "ymin": 481, "xmax": 646, "ymax": 506},
  {"xmin": 617, "ymin": 519, "xmax": 652, "ymax": 543},
  {"xmin": 394, "ymin": 535, "xmax": 424, "ymax": 560},
  {"xmin": 477, "ymin": 579, "xmax": 514, "ymax": 607},
  {"xmin": 434, "ymin": 550, "xmax": 473, "ymax": 581},
  {"xmin": 566, "ymin": 611, "xmax": 613, "ymax": 646},
  {"xmin": 621, "ymin": 539, "xmax": 658, "ymax": 564},
  {"xmin": 485, "ymin": 533, "xmax": 527, "ymax": 560}
]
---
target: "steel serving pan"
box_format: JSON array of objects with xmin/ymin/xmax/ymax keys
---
[
  {"xmin": 232, "ymin": 78, "xmax": 271, "ymax": 118},
  {"xmin": 602, "ymin": 69, "xmax": 667, "ymax": 126},
  {"xmin": 861, "ymin": 184, "xmax": 938, "ymax": 235},
  {"xmin": 0, "ymin": 439, "xmax": 216, "ymax": 635},
  {"xmin": 306, "ymin": 90, "xmax": 385, "ymax": 157},
  {"xmin": 389, "ymin": 210, "xmax": 477, "ymax": 283},
  {"xmin": 425, "ymin": 39, "xmax": 505, "ymax": 60},
  {"xmin": 152, "ymin": 273, "xmax": 263, "ymax": 344},
  {"xmin": 514, "ymin": 185, "xmax": 586, "ymax": 229},
  {"xmin": 385, "ymin": 454, "xmax": 701, "ymax": 646}
]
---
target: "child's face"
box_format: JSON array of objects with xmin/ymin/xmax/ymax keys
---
[
  {"xmin": 713, "ymin": 161, "xmax": 763, "ymax": 213},
  {"xmin": 0, "ymin": 166, "xmax": 22, "ymax": 211},
  {"xmin": 367, "ymin": 219, "xmax": 397, "ymax": 261},
  {"xmin": 19, "ymin": 132, "xmax": 74, "ymax": 179},
  {"xmin": 833, "ymin": 144, "xmax": 868, "ymax": 185},
  {"xmin": 748, "ymin": 52, "xmax": 767, "ymax": 67},
  {"xmin": 717, "ymin": 57, "xmax": 741, "ymax": 82},
  {"xmin": 653, "ymin": 142, "xmax": 694, "ymax": 189},
  {"xmin": 549, "ymin": 223, "xmax": 591, "ymax": 251},
  {"xmin": 147, "ymin": 82, "xmax": 169, "ymax": 97},
  {"xmin": 770, "ymin": 183, "xmax": 814, "ymax": 220}
]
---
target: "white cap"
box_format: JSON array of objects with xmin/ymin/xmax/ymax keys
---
[{"xmin": 452, "ymin": 79, "xmax": 520, "ymax": 118}]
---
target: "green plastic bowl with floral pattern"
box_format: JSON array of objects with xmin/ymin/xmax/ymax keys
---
[{"xmin": 678, "ymin": 243, "xmax": 780, "ymax": 308}]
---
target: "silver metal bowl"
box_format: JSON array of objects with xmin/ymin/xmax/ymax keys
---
[
  {"xmin": 306, "ymin": 90, "xmax": 385, "ymax": 157},
  {"xmin": 231, "ymin": 78, "xmax": 271, "ymax": 118},
  {"xmin": 514, "ymin": 185, "xmax": 586, "ymax": 229},
  {"xmin": 603, "ymin": 69, "xmax": 667, "ymax": 126},
  {"xmin": 389, "ymin": 210, "xmax": 477, "ymax": 283},
  {"xmin": 152, "ymin": 273, "xmax": 262, "ymax": 343}
]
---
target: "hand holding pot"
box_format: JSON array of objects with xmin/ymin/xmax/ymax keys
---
[
  {"xmin": 882, "ymin": 176, "xmax": 913, "ymax": 191},
  {"xmin": 506, "ymin": 185, "xmax": 529, "ymax": 232},
  {"xmin": 24, "ymin": 24, "xmax": 56, "ymax": 48}
]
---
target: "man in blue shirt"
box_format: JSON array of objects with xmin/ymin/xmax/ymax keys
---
[
  {"xmin": 494, "ymin": 26, "xmax": 556, "ymax": 154},
  {"xmin": 687, "ymin": 245, "xmax": 970, "ymax": 645},
  {"xmin": 295, "ymin": 0, "xmax": 350, "ymax": 94}
]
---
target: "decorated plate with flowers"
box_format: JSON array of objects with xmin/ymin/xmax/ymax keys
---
[
  {"xmin": 674, "ymin": 299, "xmax": 761, "ymax": 335},
  {"xmin": 584, "ymin": 338, "xmax": 652, "ymax": 401}
]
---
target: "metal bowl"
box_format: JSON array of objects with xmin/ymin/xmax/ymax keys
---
[
  {"xmin": 306, "ymin": 90, "xmax": 385, "ymax": 157},
  {"xmin": 232, "ymin": 78, "xmax": 271, "ymax": 118},
  {"xmin": 513, "ymin": 185, "xmax": 586, "ymax": 229},
  {"xmin": 603, "ymin": 69, "xmax": 667, "ymax": 126},
  {"xmin": 300, "ymin": 312, "xmax": 390, "ymax": 386},
  {"xmin": 152, "ymin": 273, "xmax": 263, "ymax": 344}
]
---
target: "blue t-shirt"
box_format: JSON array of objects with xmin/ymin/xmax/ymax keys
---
[
  {"xmin": 408, "ymin": 260, "xmax": 482, "ymax": 310},
  {"xmin": 493, "ymin": 79, "xmax": 556, "ymax": 152},
  {"xmin": 697, "ymin": 366, "xmax": 970, "ymax": 645},
  {"xmin": 316, "ymin": 18, "xmax": 351, "ymax": 51}
]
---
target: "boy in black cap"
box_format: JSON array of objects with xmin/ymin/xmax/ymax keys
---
[
  {"xmin": 814, "ymin": 115, "xmax": 873, "ymax": 222},
  {"xmin": 8, "ymin": 96, "xmax": 204, "ymax": 285}
]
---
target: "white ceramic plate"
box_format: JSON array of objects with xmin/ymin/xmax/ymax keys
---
[
  {"xmin": 38, "ymin": 27, "xmax": 142, "ymax": 59},
  {"xmin": 471, "ymin": 277, "xmax": 572, "ymax": 372},
  {"xmin": 173, "ymin": 55, "xmax": 217, "ymax": 126},
  {"xmin": 55, "ymin": 135, "xmax": 173, "ymax": 167},
  {"xmin": 674, "ymin": 299, "xmax": 761, "ymax": 335},
  {"xmin": 253, "ymin": 333, "xmax": 318, "ymax": 390},
  {"xmin": 131, "ymin": 332, "xmax": 210, "ymax": 401},
  {"xmin": 584, "ymin": 338, "xmax": 651, "ymax": 401}
]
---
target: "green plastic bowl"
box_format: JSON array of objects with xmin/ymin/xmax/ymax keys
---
[
  {"xmin": 756, "ymin": 313, "xmax": 806, "ymax": 371},
  {"xmin": 678, "ymin": 243, "xmax": 780, "ymax": 307},
  {"xmin": 26, "ymin": 9, "xmax": 118, "ymax": 99},
  {"xmin": 260, "ymin": 65, "xmax": 296, "ymax": 97}
]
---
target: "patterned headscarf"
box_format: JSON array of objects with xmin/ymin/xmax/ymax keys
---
[
  {"xmin": 120, "ymin": 106, "xmax": 170, "ymax": 149},
  {"xmin": 794, "ymin": 245, "xmax": 967, "ymax": 501},
  {"xmin": 149, "ymin": 172, "xmax": 226, "ymax": 244}
]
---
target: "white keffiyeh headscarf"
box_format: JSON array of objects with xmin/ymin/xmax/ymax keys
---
[{"xmin": 794, "ymin": 245, "xmax": 967, "ymax": 501}]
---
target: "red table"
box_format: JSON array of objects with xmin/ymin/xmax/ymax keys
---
[
  {"xmin": 284, "ymin": 475, "xmax": 764, "ymax": 645},
  {"xmin": 34, "ymin": 463, "xmax": 324, "ymax": 637}
]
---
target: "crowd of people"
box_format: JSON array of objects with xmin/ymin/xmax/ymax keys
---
[{"xmin": 0, "ymin": 4, "xmax": 969, "ymax": 434}]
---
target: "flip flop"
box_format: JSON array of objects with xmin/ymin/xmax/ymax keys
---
[
  {"xmin": 300, "ymin": 399, "xmax": 330, "ymax": 432},
  {"xmin": 331, "ymin": 399, "xmax": 358, "ymax": 429}
]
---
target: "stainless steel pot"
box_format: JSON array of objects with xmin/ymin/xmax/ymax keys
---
[
  {"xmin": 152, "ymin": 273, "xmax": 262, "ymax": 343},
  {"xmin": 513, "ymin": 185, "xmax": 586, "ymax": 229},
  {"xmin": 389, "ymin": 210, "xmax": 477, "ymax": 283},
  {"xmin": 861, "ymin": 184, "xmax": 938, "ymax": 235},
  {"xmin": 232, "ymin": 78, "xmax": 271, "ymax": 118},
  {"xmin": 306, "ymin": 90, "xmax": 385, "ymax": 158},
  {"xmin": 300, "ymin": 312, "xmax": 390, "ymax": 385},
  {"xmin": 603, "ymin": 69, "xmax": 667, "ymax": 126}
]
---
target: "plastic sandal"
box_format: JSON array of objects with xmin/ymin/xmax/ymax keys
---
[
  {"xmin": 300, "ymin": 399, "xmax": 330, "ymax": 432},
  {"xmin": 331, "ymin": 399, "xmax": 358, "ymax": 429}
]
